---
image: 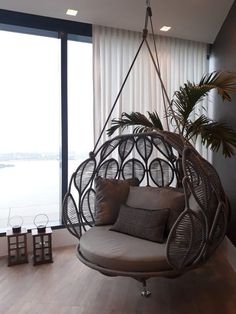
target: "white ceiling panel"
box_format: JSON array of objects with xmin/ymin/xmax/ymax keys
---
[{"xmin": 0, "ymin": 0, "xmax": 234, "ymax": 43}]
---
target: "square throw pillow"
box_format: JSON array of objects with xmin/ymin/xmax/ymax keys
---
[
  {"xmin": 126, "ymin": 186, "xmax": 185, "ymax": 233},
  {"xmin": 94, "ymin": 176, "xmax": 139, "ymax": 226},
  {"xmin": 110, "ymin": 204, "xmax": 169, "ymax": 243}
]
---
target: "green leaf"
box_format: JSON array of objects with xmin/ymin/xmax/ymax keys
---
[
  {"xmin": 185, "ymin": 115, "xmax": 236, "ymax": 158},
  {"xmin": 107, "ymin": 71, "xmax": 236, "ymax": 157},
  {"xmin": 185, "ymin": 115, "xmax": 211, "ymax": 140},
  {"xmin": 107, "ymin": 111, "xmax": 163, "ymax": 136},
  {"xmin": 171, "ymin": 82, "xmax": 210, "ymax": 130},
  {"xmin": 199, "ymin": 71, "xmax": 236, "ymax": 101},
  {"xmin": 147, "ymin": 111, "xmax": 164, "ymax": 130}
]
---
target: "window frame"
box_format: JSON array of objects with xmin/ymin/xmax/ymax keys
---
[{"xmin": 0, "ymin": 9, "xmax": 92, "ymax": 234}]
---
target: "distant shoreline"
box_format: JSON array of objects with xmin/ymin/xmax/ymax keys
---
[
  {"xmin": 0, "ymin": 153, "xmax": 88, "ymax": 162},
  {"xmin": 0, "ymin": 164, "xmax": 15, "ymax": 169}
]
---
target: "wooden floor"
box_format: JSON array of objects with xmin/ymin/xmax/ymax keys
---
[{"xmin": 0, "ymin": 245, "xmax": 236, "ymax": 314}]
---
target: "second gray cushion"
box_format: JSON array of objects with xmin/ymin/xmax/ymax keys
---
[
  {"xmin": 126, "ymin": 186, "xmax": 185, "ymax": 233},
  {"xmin": 110, "ymin": 204, "xmax": 169, "ymax": 243}
]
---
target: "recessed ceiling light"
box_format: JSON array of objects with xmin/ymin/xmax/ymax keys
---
[
  {"xmin": 66, "ymin": 9, "xmax": 78, "ymax": 16},
  {"xmin": 160, "ymin": 26, "xmax": 171, "ymax": 32}
]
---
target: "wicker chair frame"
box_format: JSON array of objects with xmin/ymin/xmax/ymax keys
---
[
  {"xmin": 62, "ymin": 3, "xmax": 229, "ymax": 296},
  {"xmin": 63, "ymin": 131, "xmax": 229, "ymax": 294}
]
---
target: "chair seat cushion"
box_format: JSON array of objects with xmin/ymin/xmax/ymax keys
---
[{"xmin": 79, "ymin": 226, "xmax": 171, "ymax": 272}]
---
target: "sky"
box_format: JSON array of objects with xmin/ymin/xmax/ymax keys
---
[{"xmin": 0, "ymin": 30, "xmax": 93, "ymax": 155}]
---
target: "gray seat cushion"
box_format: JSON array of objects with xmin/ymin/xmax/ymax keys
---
[{"xmin": 79, "ymin": 226, "xmax": 171, "ymax": 272}]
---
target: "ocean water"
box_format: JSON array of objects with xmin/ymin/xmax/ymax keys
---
[{"xmin": 0, "ymin": 159, "xmax": 80, "ymax": 230}]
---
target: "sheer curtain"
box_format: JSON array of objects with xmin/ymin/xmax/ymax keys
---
[{"xmin": 93, "ymin": 25, "xmax": 208, "ymax": 157}]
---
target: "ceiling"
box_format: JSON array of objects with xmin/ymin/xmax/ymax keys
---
[{"xmin": 0, "ymin": 0, "xmax": 234, "ymax": 43}]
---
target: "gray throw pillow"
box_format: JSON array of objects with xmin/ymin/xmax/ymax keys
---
[
  {"xmin": 110, "ymin": 204, "xmax": 169, "ymax": 243},
  {"xmin": 94, "ymin": 176, "xmax": 139, "ymax": 226},
  {"xmin": 126, "ymin": 186, "xmax": 185, "ymax": 233}
]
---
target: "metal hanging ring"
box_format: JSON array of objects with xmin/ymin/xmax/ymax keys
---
[
  {"xmin": 34, "ymin": 213, "xmax": 49, "ymax": 233},
  {"xmin": 9, "ymin": 215, "xmax": 24, "ymax": 228}
]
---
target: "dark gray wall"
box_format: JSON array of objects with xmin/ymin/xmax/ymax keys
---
[{"xmin": 211, "ymin": 0, "xmax": 236, "ymax": 245}]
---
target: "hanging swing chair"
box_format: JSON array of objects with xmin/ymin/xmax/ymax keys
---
[{"xmin": 63, "ymin": 2, "xmax": 229, "ymax": 297}]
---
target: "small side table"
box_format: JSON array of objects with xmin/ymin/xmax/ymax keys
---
[
  {"xmin": 7, "ymin": 228, "xmax": 28, "ymax": 266},
  {"xmin": 32, "ymin": 227, "xmax": 53, "ymax": 265}
]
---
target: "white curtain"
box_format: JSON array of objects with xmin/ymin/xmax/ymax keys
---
[{"xmin": 93, "ymin": 25, "xmax": 208, "ymax": 157}]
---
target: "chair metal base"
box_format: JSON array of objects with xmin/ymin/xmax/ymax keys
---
[
  {"xmin": 141, "ymin": 288, "xmax": 151, "ymax": 297},
  {"xmin": 141, "ymin": 280, "xmax": 151, "ymax": 297}
]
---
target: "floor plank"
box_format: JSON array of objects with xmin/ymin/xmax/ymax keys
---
[{"xmin": 0, "ymin": 245, "xmax": 235, "ymax": 314}]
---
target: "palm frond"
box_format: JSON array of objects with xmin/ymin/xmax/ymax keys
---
[
  {"xmin": 199, "ymin": 71, "xmax": 236, "ymax": 101},
  {"xmin": 147, "ymin": 111, "xmax": 164, "ymax": 130},
  {"xmin": 170, "ymin": 71, "xmax": 236, "ymax": 133},
  {"xmin": 172, "ymin": 82, "xmax": 211, "ymax": 126},
  {"xmin": 202, "ymin": 122, "xmax": 236, "ymax": 157},
  {"xmin": 107, "ymin": 111, "xmax": 163, "ymax": 136},
  {"xmin": 185, "ymin": 115, "xmax": 236, "ymax": 157},
  {"xmin": 107, "ymin": 71, "xmax": 236, "ymax": 157},
  {"xmin": 185, "ymin": 115, "xmax": 211, "ymax": 140}
]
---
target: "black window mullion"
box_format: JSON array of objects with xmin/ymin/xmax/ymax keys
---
[{"xmin": 61, "ymin": 31, "xmax": 68, "ymax": 223}]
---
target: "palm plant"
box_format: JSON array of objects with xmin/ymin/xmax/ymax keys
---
[{"xmin": 107, "ymin": 71, "xmax": 236, "ymax": 157}]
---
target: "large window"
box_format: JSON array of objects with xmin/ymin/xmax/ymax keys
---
[
  {"xmin": 0, "ymin": 24, "xmax": 93, "ymax": 231},
  {"xmin": 68, "ymin": 37, "xmax": 93, "ymax": 177}
]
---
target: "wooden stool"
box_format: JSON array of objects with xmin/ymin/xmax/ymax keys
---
[{"xmin": 32, "ymin": 227, "xmax": 53, "ymax": 265}]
